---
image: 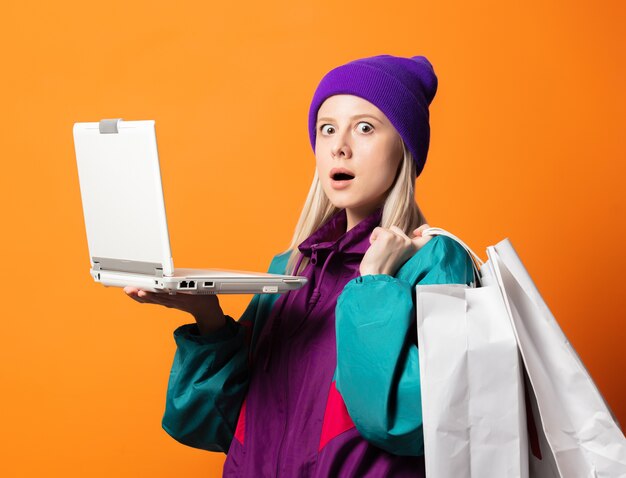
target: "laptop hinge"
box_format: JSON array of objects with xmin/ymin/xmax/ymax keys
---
[
  {"xmin": 93, "ymin": 257, "xmax": 164, "ymax": 277},
  {"xmin": 99, "ymin": 118, "xmax": 123, "ymax": 134}
]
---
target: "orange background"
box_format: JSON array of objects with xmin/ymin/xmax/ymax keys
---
[{"xmin": 1, "ymin": 0, "xmax": 624, "ymax": 476}]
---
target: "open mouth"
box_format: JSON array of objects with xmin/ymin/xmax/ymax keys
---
[
  {"xmin": 332, "ymin": 172, "xmax": 355, "ymax": 181},
  {"xmin": 330, "ymin": 168, "xmax": 355, "ymax": 181},
  {"xmin": 329, "ymin": 169, "xmax": 355, "ymax": 189}
]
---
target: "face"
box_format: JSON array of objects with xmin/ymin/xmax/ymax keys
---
[{"xmin": 315, "ymin": 94, "xmax": 404, "ymax": 221}]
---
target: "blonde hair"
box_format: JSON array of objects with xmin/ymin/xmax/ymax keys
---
[{"xmin": 284, "ymin": 142, "xmax": 428, "ymax": 275}]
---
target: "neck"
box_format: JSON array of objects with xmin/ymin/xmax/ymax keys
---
[{"xmin": 345, "ymin": 204, "xmax": 382, "ymax": 231}]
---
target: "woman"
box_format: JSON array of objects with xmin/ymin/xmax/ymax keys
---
[{"xmin": 125, "ymin": 54, "xmax": 474, "ymax": 477}]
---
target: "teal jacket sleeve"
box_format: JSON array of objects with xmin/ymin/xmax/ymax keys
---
[
  {"xmin": 334, "ymin": 235, "xmax": 474, "ymax": 456},
  {"xmin": 161, "ymin": 252, "xmax": 289, "ymax": 453}
]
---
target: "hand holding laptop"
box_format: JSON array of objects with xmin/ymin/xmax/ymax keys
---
[{"xmin": 124, "ymin": 286, "xmax": 226, "ymax": 335}]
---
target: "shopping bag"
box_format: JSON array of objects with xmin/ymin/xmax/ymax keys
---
[
  {"xmin": 418, "ymin": 227, "xmax": 626, "ymax": 478},
  {"xmin": 416, "ymin": 231, "xmax": 529, "ymax": 477},
  {"xmin": 487, "ymin": 236, "xmax": 626, "ymax": 477}
]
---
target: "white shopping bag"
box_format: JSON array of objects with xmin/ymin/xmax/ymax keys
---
[
  {"xmin": 418, "ymin": 228, "xmax": 626, "ymax": 478},
  {"xmin": 416, "ymin": 238, "xmax": 529, "ymax": 477},
  {"xmin": 488, "ymin": 238, "xmax": 626, "ymax": 477}
]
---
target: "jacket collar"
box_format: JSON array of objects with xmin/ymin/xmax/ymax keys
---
[{"xmin": 298, "ymin": 207, "xmax": 383, "ymax": 256}]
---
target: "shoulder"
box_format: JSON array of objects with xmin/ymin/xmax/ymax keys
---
[
  {"xmin": 424, "ymin": 234, "xmax": 468, "ymax": 260},
  {"xmin": 396, "ymin": 235, "xmax": 473, "ymax": 286},
  {"xmin": 403, "ymin": 234, "xmax": 467, "ymax": 269},
  {"xmin": 267, "ymin": 250, "xmax": 291, "ymax": 275}
]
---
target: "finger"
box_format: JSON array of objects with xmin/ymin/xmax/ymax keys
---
[
  {"xmin": 137, "ymin": 290, "xmax": 174, "ymax": 306},
  {"xmin": 370, "ymin": 227, "xmax": 396, "ymax": 245},
  {"xmin": 369, "ymin": 227, "xmax": 383, "ymax": 244},
  {"xmin": 140, "ymin": 290, "xmax": 176, "ymax": 305},
  {"xmin": 136, "ymin": 290, "xmax": 161, "ymax": 304},
  {"xmin": 151, "ymin": 291, "xmax": 198, "ymax": 310},
  {"xmin": 412, "ymin": 223, "xmax": 431, "ymax": 237},
  {"xmin": 124, "ymin": 287, "xmax": 147, "ymax": 303},
  {"xmin": 411, "ymin": 233, "xmax": 433, "ymax": 248}
]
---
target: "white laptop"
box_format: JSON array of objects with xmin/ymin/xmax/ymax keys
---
[{"xmin": 73, "ymin": 118, "xmax": 307, "ymax": 295}]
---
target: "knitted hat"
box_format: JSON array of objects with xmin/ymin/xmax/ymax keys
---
[{"xmin": 308, "ymin": 54, "xmax": 438, "ymax": 178}]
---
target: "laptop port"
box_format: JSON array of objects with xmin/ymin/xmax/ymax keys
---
[
  {"xmin": 188, "ymin": 280, "xmax": 196, "ymax": 288},
  {"xmin": 179, "ymin": 281, "xmax": 188, "ymax": 289},
  {"xmin": 203, "ymin": 281, "xmax": 214, "ymax": 288}
]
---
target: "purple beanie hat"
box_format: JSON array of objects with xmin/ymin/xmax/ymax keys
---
[{"xmin": 308, "ymin": 54, "xmax": 438, "ymax": 178}]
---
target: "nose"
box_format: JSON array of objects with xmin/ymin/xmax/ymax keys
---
[
  {"xmin": 331, "ymin": 141, "xmax": 352, "ymax": 159},
  {"xmin": 330, "ymin": 129, "xmax": 352, "ymax": 159}
]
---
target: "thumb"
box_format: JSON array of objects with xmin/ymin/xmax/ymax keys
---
[{"xmin": 369, "ymin": 227, "xmax": 382, "ymax": 244}]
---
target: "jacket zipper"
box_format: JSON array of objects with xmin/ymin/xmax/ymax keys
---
[
  {"xmin": 310, "ymin": 245, "xmax": 318, "ymax": 265},
  {"xmin": 275, "ymin": 326, "xmax": 291, "ymax": 477},
  {"xmin": 275, "ymin": 244, "xmax": 322, "ymax": 477}
]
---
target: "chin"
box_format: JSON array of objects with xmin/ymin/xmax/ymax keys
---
[
  {"xmin": 325, "ymin": 194, "xmax": 355, "ymax": 210},
  {"xmin": 323, "ymin": 186, "xmax": 376, "ymax": 212},
  {"xmin": 329, "ymin": 198, "xmax": 368, "ymax": 212}
]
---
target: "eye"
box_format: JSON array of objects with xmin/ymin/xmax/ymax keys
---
[
  {"xmin": 357, "ymin": 122, "xmax": 374, "ymax": 134},
  {"xmin": 320, "ymin": 124, "xmax": 335, "ymax": 135}
]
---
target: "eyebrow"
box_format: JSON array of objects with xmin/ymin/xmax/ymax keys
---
[{"xmin": 316, "ymin": 114, "xmax": 383, "ymax": 125}]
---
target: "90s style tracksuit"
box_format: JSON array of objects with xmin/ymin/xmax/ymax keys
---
[{"xmin": 161, "ymin": 207, "xmax": 474, "ymax": 477}]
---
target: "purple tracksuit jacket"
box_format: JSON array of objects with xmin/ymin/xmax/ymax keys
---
[
  {"xmin": 163, "ymin": 206, "xmax": 475, "ymax": 476},
  {"xmin": 222, "ymin": 208, "xmax": 425, "ymax": 477}
]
